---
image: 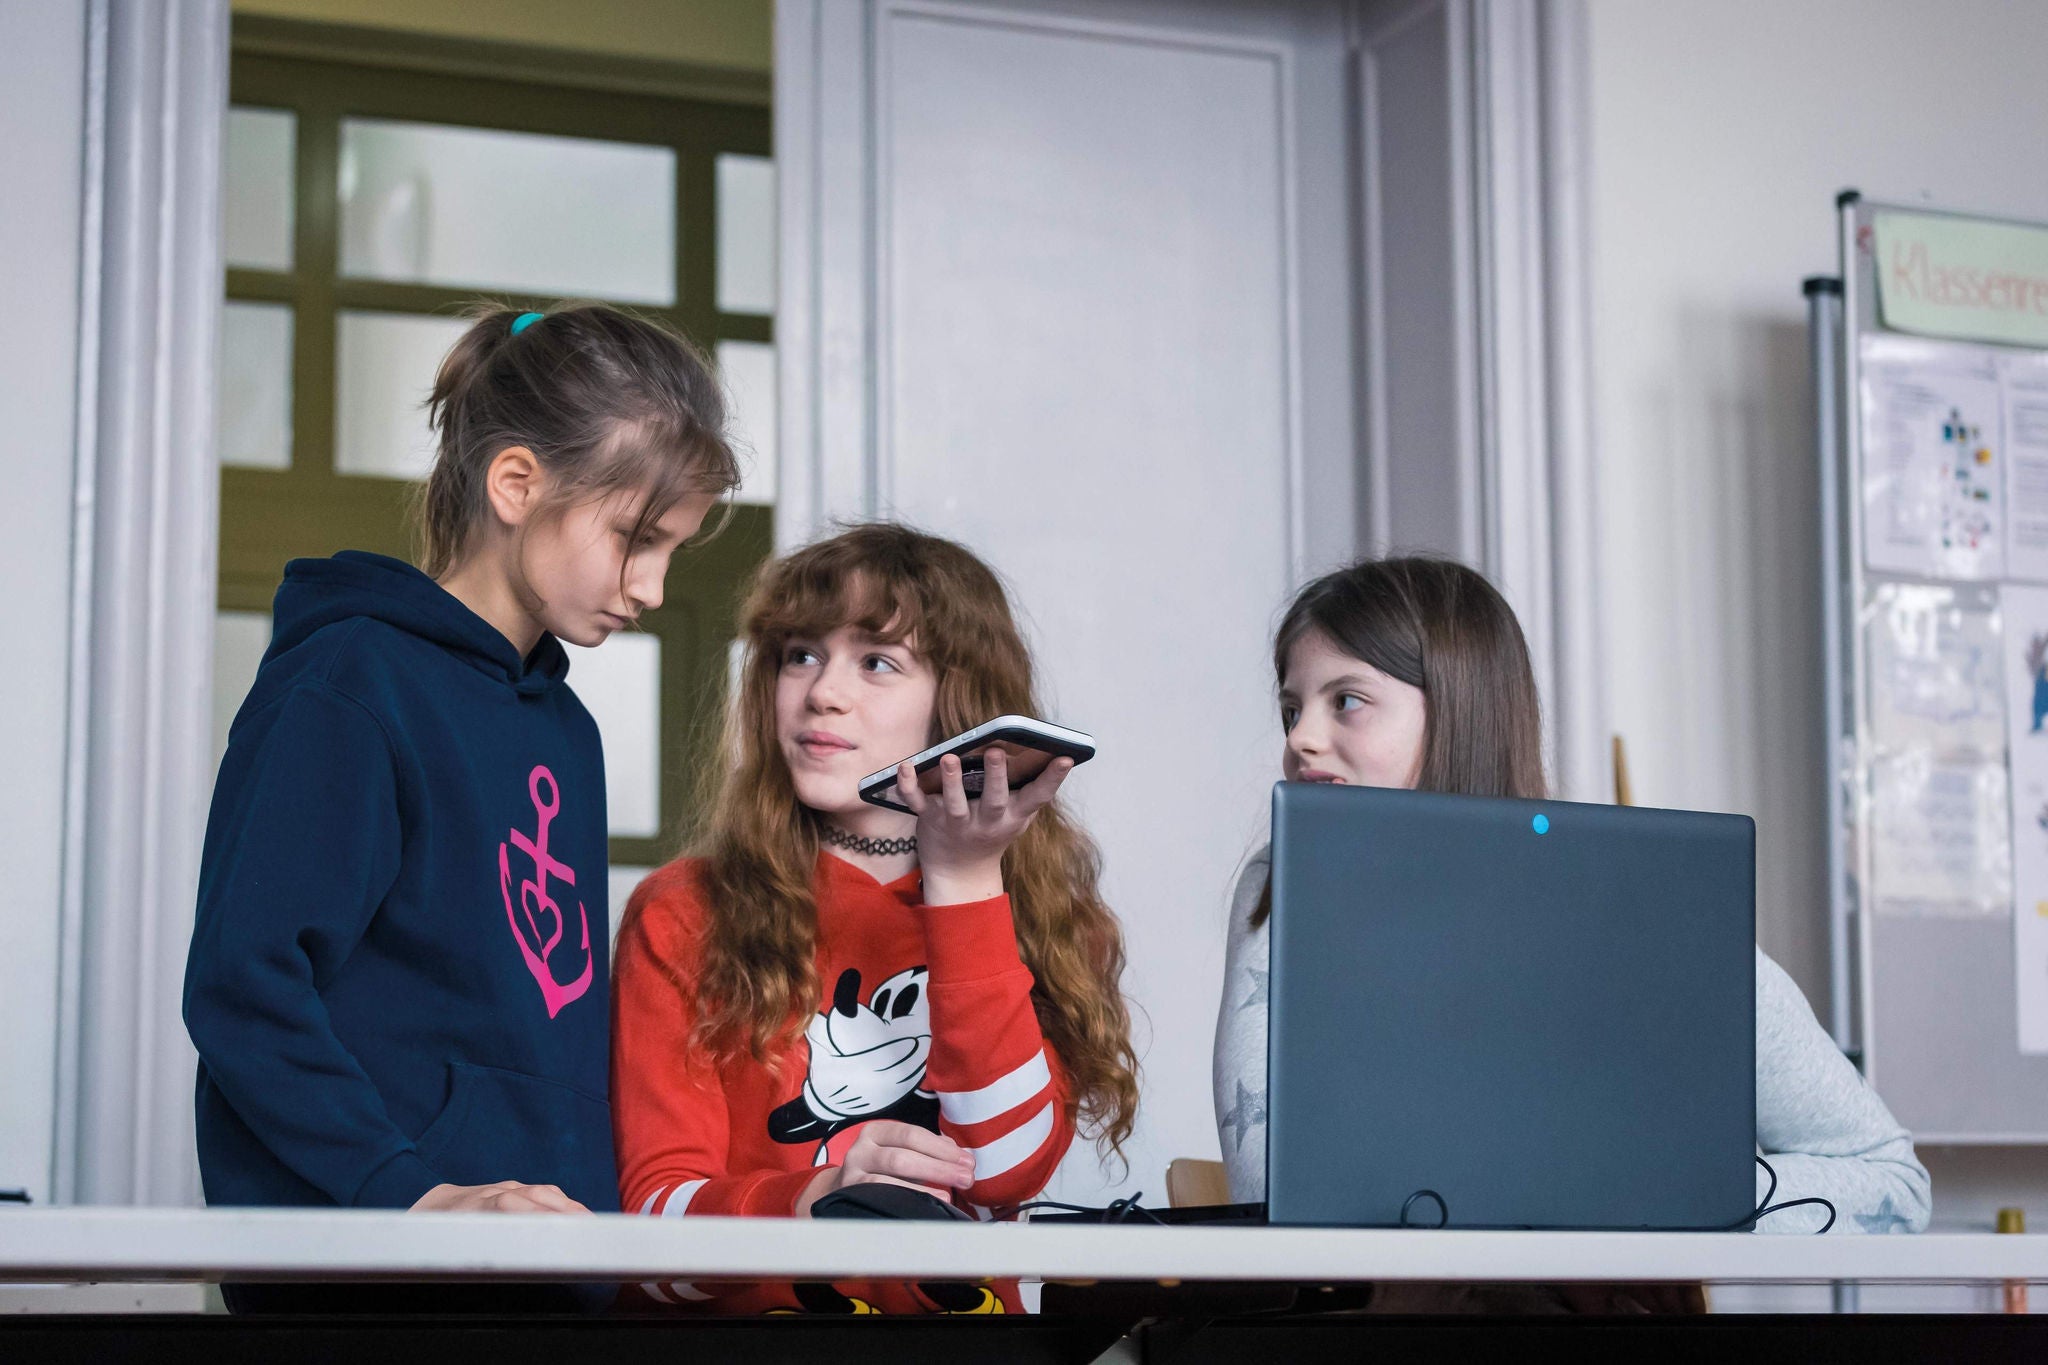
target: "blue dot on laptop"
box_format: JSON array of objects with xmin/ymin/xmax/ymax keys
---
[{"xmin": 1532, "ymin": 814, "xmax": 1550, "ymax": 835}]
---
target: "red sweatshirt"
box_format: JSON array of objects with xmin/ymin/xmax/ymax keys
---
[{"xmin": 611, "ymin": 852, "xmax": 1072, "ymax": 1314}]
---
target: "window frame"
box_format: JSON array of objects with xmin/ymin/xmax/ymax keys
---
[{"xmin": 222, "ymin": 38, "xmax": 774, "ymax": 870}]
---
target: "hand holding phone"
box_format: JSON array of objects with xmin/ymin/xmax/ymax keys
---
[
  {"xmin": 896, "ymin": 746, "xmax": 1074, "ymax": 906},
  {"xmin": 859, "ymin": 716, "xmax": 1096, "ymax": 905}
]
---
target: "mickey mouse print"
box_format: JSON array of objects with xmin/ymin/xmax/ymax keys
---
[{"xmin": 769, "ymin": 966, "xmax": 940, "ymax": 1163}]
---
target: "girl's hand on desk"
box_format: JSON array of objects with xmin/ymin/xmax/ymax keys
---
[
  {"xmin": 897, "ymin": 750, "xmax": 1074, "ymax": 906},
  {"xmin": 795, "ymin": 1120, "xmax": 977, "ymax": 1216},
  {"xmin": 410, "ymin": 1181, "xmax": 592, "ymax": 1214}
]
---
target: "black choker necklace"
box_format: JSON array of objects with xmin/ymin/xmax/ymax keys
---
[{"xmin": 820, "ymin": 824, "xmax": 917, "ymax": 858}]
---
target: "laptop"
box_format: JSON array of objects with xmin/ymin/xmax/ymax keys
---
[{"xmin": 1265, "ymin": 783, "xmax": 1756, "ymax": 1231}]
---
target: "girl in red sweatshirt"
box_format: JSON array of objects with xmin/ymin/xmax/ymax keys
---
[{"xmin": 611, "ymin": 523, "xmax": 1138, "ymax": 1314}]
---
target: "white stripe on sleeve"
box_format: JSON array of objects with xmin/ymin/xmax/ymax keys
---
[
  {"xmin": 661, "ymin": 1178, "xmax": 709, "ymax": 1216},
  {"xmin": 938, "ymin": 1049, "xmax": 1052, "ymax": 1127},
  {"xmin": 967, "ymin": 1100, "xmax": 1057, "ymax": 1183}
]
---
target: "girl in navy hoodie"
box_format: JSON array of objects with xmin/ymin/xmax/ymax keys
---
[{"xmin": 184, "ymin": 305, "xmax": 738, "ymax": 1231}]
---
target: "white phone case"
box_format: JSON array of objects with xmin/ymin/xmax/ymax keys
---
[{"xmin": 857, "ymin": 715, "xmax": 1096, "ymax": 812}]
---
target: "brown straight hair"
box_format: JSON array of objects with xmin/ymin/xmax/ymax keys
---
[
  {"xmin": 1250, "ymin": 556, "xmax": 1546, "ymax": 928},
  {"xmin": 659, "ymin": 522, "xmax": 1140, "ymax": 1157},
  {"xmin": 416, "ymin": 302, "xmax": 741, "ymax": 580}
]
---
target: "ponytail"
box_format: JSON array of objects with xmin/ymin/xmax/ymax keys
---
[{"xmin": 416, "ymin": 302, "xmax": 741, "ymax": 577}]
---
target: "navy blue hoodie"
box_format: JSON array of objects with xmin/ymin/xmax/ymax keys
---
[{"xmin": 185, "ymin": 551, "xmax": 619, "ymax": 1212}]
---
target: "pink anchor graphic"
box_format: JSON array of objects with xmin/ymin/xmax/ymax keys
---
[{"xmin": 499, "ymin": 765, "xmax": 593, "ymax": 1018}]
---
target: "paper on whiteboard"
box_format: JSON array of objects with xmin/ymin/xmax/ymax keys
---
[
  {"xmin": 1865, "ymin": 582, "xmax": 2004, "ymax": 754},
  {"xmin": 1861, "ymin": 337, "xmax": 2004, "ymax": 580},
  {"xmin": 2002, "ymin": 584, "xmax": 2048, "ymax": 1051},
  {"xmin": 2003, "ymin": 355, "xmax": 2048, "ymax": 583},
  {"xmin": 1870, "ymin": 751, "xmax": 2010, "ymax": 916}
]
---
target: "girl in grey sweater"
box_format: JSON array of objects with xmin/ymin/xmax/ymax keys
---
[{"xmin": 1211, "ymin": 558, "xmax": 1929, "ymax": 1234}]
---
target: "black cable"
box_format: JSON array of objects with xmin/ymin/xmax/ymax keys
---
[
  {"xmin": 1399, "ymin": 1189, "xmax": 1449, "ymax": 1228},
  {"xmin": 1749, "ymin": 1155, "xmax": 1837, "ymax": 1234},
  {"xmin": 1754, "ymin": 1195, "xmax": 1837, "ymax": 1232},
  {"xmin": 1017, "ymin": 1162, "xmax": 1838, "ymax": 1236},
  {"xmin": 1012, "ymin": 1190, "xmax": 1168, "ymax": 1225}
]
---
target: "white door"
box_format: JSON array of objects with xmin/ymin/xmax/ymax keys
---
[{"xmin": 778, "ymin": 0, "xmax": 1359, "ymax": 1204}]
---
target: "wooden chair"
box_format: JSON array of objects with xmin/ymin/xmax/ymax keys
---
[{"xmin": 1165, "ymin": 1157, "xmax": 1231, "ymax": 1208}]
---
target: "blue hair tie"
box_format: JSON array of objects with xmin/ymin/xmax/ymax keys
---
[{"xmin": 510, "ymin": 311, "xmax": 544, "ymax": 336}]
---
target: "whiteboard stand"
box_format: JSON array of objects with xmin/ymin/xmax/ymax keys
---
[{"xmin": 1808, "ymin": 271, "xmax": 1855, "ymax": 1056}]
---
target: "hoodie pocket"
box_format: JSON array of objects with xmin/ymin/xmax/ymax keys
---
[{"xmin": 413, "ymin": 1062, "xmax": 617, "ymax": 1211}]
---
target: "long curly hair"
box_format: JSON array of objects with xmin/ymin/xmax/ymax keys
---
[{"xmin": 683, "ymin": 522, "xmax": 1139, "ymax": 1156}]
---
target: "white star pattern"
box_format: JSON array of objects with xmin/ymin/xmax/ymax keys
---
[{"xmin": 1239, "ymin": 968, "xmax": 1268, "ymax": 1012}]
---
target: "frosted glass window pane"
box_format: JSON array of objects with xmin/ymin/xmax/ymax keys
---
[
  {"xmin": 717, "ymin": 340, "xmax": 777, "ymax": 505},
  {"xmin": 715, "ymin": 154, "xmax": 775, "ymax": 315},
  {"xmin": 218, "ymin": 302, "xmax": 293, "ymax": 470},
  {"xmin": 225, "ymin": 107, "xmax": 294, "ymax": 271},
  {"xmin": 562, "ymin": 633, "xmax": 662, "ymax": 838},
  {"xmin": 335, "ymin": 311, "xmax": 470, "ymax": 481},
  {"xmin": 608, "ymin": 866, "xmax": 652, "ymax": 951},
  {"xmin": 213, "ymin": 612, "xmax": 272, "ymax": 775},
  {"xmin": 340, "ymin": 119, "xmax": 676, "ymax": 305}
]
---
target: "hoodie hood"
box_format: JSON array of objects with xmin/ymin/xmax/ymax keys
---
[{"xmin": 270, "ymin": 551, "xmax": 568, "ymax": 696}]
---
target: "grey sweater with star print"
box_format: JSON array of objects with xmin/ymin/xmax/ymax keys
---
[{"xmin": 1212, "ymin": 849, "xmax": 1932, "ymax": 1233}]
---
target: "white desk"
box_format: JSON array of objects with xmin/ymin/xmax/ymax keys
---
[{"xmin": 0, "ymin": 1208, "xmax": 2042, "ymax": 1286}]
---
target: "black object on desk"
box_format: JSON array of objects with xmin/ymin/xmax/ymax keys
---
[
  {"xmin": 810, "ymin": 1184, "xmax": 975, "ymax": 1221},
  {"xmin": 1028, "ymin": 1201, "xmax": 1266, "ymax": 1226}
]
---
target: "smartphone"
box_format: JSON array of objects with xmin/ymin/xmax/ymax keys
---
[{"xmin": 857, "ymin": 715, "xmax": 1096, "ymax": 813}]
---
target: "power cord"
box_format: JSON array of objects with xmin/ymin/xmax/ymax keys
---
[
  {"xmin": 1749, "ymin": 1155, "xmax": 1836, "ymax": 1233},
  {"xmin": 1387, "ymin": 1162, "xmax": 1834, "ymax": 1234},
  {"xmin": 1399, "ymin": 1189, "xmax": 1449, "ymax": 1227},
  {"xmin": 1012, "ymin": 1190, "xmax": 1168, "ymax": 1225},
  {"xmin": 1015, "ymin": 1161, "xmax": 1836, "ymax": 1234}
]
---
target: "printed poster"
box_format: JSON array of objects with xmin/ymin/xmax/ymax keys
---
[
  {"xmin": 1869, "ymin": 751, "xmax": 2009, "ymax": 916},
  {"xmin": 1861, "ymin": 336, "xmax": 2004, "ymax": 581},
  {"xmin": 1865, "ymin": 582, "xmax": 2004, "ymax": 756},
  {"xmin": 2003, "ymin": 354, "xmax": 2048, "ymax": 583},
  {"xmin": 2002, "ymin": 583, "xmax": 2048, "ymax": 1053}
]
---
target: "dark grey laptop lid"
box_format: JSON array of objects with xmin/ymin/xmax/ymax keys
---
[{"xmin": 1266, "ymin": 783, "xmax": 1755, "ymax": 1230}]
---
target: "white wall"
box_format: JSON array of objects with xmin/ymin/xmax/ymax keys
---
[
  {"xmin": 1589, "ymin": 0, "xmax": 2048, "ymax": 1006},
  {"xmin": 0, "ymin": 0, "xmax": 86, "ymax": 1205},
  {"xmin": 1587, "ymin": 0, "xmax": 2048, "ymax": 1228}
]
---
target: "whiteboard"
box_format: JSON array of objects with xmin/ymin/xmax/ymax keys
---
[{"xmin": 1829, "ymin": 192, "xmax": 2048, "ymax": 1140}]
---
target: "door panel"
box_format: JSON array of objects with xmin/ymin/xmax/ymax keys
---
[{"xmin": 780, "ymin": 0, "xmax": 1357, "ymax": 1204}]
